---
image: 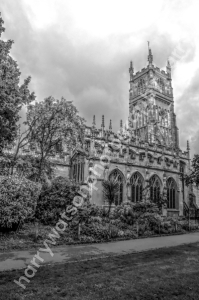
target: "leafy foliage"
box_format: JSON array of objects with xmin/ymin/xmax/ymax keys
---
[
  {"xmin": 102, "ymin": 177, "xmax": 119, "ymax": 215},
  {"xmin": 25, "ymin": 97, "xmax": 85, "ymax": 182},
  {"xmin": 0, "ymin": 14, "xmax": 35, "ymax": 152},
  {"xmin": 184, "ymin": 154, "xmax": 199, "ymax": 187},
  {"xmin": 35, "ymin": 176, "xmax": 80, "ymax": 225},
  {"xmin": 0, "ymin": 153, "xmax": 55, "ymax": 184},
  {"xmin": 81, "ymin": 223, "xmax": 110, "ymax": 241},
  {"xmin": 14, "ymin": 154, "xmax": 55, "ymax": 183},
  {"xmin": 0, "ymin": 176, "xmax": 41, "ymax": 230},
  {"xmin": 0, "ymin": 153, "xmax": 12, "ymax": 175}
]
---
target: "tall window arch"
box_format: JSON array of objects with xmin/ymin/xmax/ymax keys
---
[
  {"xmin": 109, "ymin": 169, "xmax": 123, "ymax": 206},
  {"xmin": 71, "ymin": 154, "xmax": 84, "ymax": 183},
  {"xmin": 130, "ymin": 172, "xmax": 143, "ymax": 202},
  {"xmin": 149, "ymin": 175, "xmax": 161, "ymax": 203},
  {"xmin": 167, "ymin": 178, "xmax": 177, "ymax": 209}
]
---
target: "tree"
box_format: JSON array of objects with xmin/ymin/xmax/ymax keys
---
[
  {"xmin": 35, "ymin": 176, "xmax": 79, "ymax": 225},
  {"xmin": 0, "ymin": 175, "xmax": 41, "ymax": 231},
  {"xmin": 26, "ymin": 96, "xmax": 85, "ymax": 182},
  {"xmin": 184, "ymin": 155, "xmax": 199, "ymax": 187},
  {"xmin": 14, "ymin": 154, "xmax": 55, "ymax": 182},
  {"xmin": 0, "ymin": 14, "xmax": 35, "ymax": 153},
  {"xmin": 102, "ymin": 177, "xmax": 119, "ymax": 216}
]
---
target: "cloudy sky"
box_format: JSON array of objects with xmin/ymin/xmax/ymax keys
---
[{"xmin": 1, "ymin": 0, "xmax": 199, "ymax": 156}]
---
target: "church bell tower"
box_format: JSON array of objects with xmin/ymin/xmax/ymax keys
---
[{"xmin": 128, "ymin": 44, "xmax": 179, "ymax": 149}]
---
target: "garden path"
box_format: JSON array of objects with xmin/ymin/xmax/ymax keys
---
[{"xmin": 0, "ymin": 232, "xmax": 199, "ymax": 271}]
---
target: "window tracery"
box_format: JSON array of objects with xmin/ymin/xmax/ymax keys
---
[
  {"xmin": 166, "ymin": 178, "xmax": 177, "ymax": 209},
  {"xmin": 71, "ymin": 154, "xmax": 85, "ymax": 183},
  {"xmin": 130, "ymin": 172, "xmax": 143, "ymax": 202},
  {"xmin": 149, "ymin": 175, "xmax": 161, "ymax": 203},
  {"xmin": 109, "ymin": 169, "xmax": 123, "ymax": 205}
]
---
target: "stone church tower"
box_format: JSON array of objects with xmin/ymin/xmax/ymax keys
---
[
  {"xmin": 128, "ymin": 45, "xmax": 179, "ymax": 149},
  {"xmin": 68, "ymin": 46, "xmax": 193, "ymax": 217}
]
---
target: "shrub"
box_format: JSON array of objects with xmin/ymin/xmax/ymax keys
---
[
  {"xmin": 0, "ymin": 176, "xmax": 41, "ymax": 230},
  {"xmin": 109, "ymin": 224, "xmax": 119, "ymax": 238},
  {"xmin": 0, "ymin": 154, "xmax": 12, "ymax": 176},
  {"xmin": 123, "ymin": 229, "xmax": 137, "ymax": 238},
  {"xmin": 118, "ymin": 230, "xmax": 125, "ymax": 237},
  {"xmin": 79, "ymin": 235, "xmax": 95, "ymax": 243},
  {"xmin": 133, "ymin": 201, "xmax": 159, "ymax": 216},
  {"xmin": 88, "ymin": 204, "xmax": 106, "ymax": 218},
  {"xmin": 138, "ymin": 224, "xmax": 146, "ymax": 236},
  {"xmin": 35, "ymin": 176, "xmax": 80, "ymax": 225},
  {"xmin": 90, "ymin": 216, "xmax": 102, "ymax": 223},
  {"xmin": 143, "ymin": 230, "xmax": 154, "ymax": 237},
  {"xmin": 81, "ymin": 223, "xmax": 110, "ymax": 241}
]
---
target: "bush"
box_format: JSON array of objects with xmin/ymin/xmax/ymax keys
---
[
  {"xmin": 0, "ymin": 155, "xmax": 12, "ymax": 176},
  {"xmin": 81, "ymin": 223, "xmax": 110, "ymax": 241},
  {"xmin": 109, "ymin": 224, "xmax": 119, "ymax": 238},
  {"xmin": 111, "ymin": 201, "xmax": 160, "ymax": 227},
  {"xmin": 35, "ymin": 176, "xmax": 80, "ymax": 225},
  {"xmin": 90, "ymin": 216, "xmax": 102, "ymax": 223},
  {"xmin": 88, "ymin": 204, "xmax": 106, "ymax": 218},
  {"xmin": 133, "ymin": 201, "xmax": 159, "ymax": 215},
  {"xmin": 79, "ymin": 235, "xmax": 95, "ymax": 243},
  {"xmin": 0, "ymin": 176, "xmax": 41, "ymax": 231},
  {"xmin": 123, "ymin": 229, "xmax": 137, "ymax": 238}
]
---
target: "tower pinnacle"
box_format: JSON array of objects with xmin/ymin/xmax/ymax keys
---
[
  {"xmin": 129, "ymin": 61, "xmax": 134, "ymax": 74},
  {"xmin": 101, "ymin": 115, "xmax": 105, "ymax": 129},
  {"xmin": 147, "ymin": 41, "xmax": 153, "ymax": 66},
  {"xmin": 166, "ymin": 59, "xmax": 171, "ymax": 79},
  {"xmin": 92, "ymin": 115, "xmax": 96, "ymax": 127},
  {"xmin": 187, "ymin": 140, "xmax": 190, "ymax": 151},
  {"xmin": 129, "ymin": 61, "xmax": 134, "ymax": 81},
  {"xmin": 109, "ymin": 119, "xmax": 112, "ymax": 131}
]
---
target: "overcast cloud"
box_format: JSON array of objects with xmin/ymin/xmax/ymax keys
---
[{"xmin": 1, "ymin": 0, "xmax": 199, "ymax": 157}]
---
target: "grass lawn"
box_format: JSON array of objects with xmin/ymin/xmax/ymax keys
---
[{"xmin": 1, "ymin": 243, "xmax": 199, "ymax": 299}]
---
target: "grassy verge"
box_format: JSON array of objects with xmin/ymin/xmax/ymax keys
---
[{"xmin": 1, "ymin": 243, "xmax": 199, "ymax": 299}]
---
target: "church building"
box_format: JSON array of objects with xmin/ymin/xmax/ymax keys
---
[
  {"xmin": 6, "ymin": 47, "xmax": 197, "ymax": 218},
  {"xmin": 70, "ymin": 46, "xmax": 192, "ymax": 217}
]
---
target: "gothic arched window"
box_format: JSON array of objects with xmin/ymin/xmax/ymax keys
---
[
  {"xmin": 130, "ymin": 172, "xmax": 143, "ymax": 202},
  {"xmin": 167, "ymin": 178, "xmax": 177, "ymax": 209},
  {"xmin": 149, "ymin": 175, "xmax": 161, "ymax": 203},
  {"xmin": 71, "ymin": 154, "xmax": 84, "ymax": 183},
  {"xmin": 109, "ymin": 169, "xmax": 123, "ymax": 206}
]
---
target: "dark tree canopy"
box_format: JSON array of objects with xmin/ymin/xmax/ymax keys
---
[
  {"xmin": 25, "ymin": 96, "xmax": 85, "ymax": 182},
  {"xmin": 0, "ymin": 13, "xmax": 35, "ymax": 152},
  {"xmin": 185, "ymin": 154, "xmax": 199, "ymax": 187}
]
